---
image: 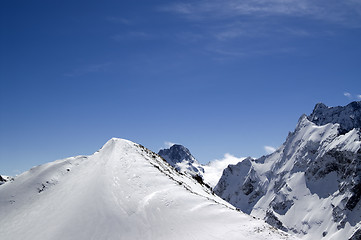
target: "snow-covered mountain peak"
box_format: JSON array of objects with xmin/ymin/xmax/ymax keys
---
[
  {"xmin": 0, "ymin": 138, "xmax": 298, "ymax": 240},
  {"xmin": 158, "ymin": 144, "xmax": 196, "ymax": 164},
  {"xmin": 308, "ymin": 101, "xmax": 361, "ymax": 133},
  {"xmin": 158, "ymin": 144, "xmax": 204, "ymax": 177},
  {"xmin": 97, "ymin": 137, "xmax": 133, "ymax": 152},
  {"xmin": 215, "ymin": 102, "xmax": 361, "ymax": 240}
]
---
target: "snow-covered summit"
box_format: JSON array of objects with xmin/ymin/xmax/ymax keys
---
[
  {"xmin": 0, "ymin": 138, "xmax": 297, "ymax": 240},
  {"xmin": 308, "ymin": 101, "xmax": 361, "ymax": 133},
  {"xmin": 158, "ymin": 144, "xmax": 204, "ymax": 177},
  {"xmin": 158, "ymin": 144, "xmax": 197, "ymax": 165},
  {"xmin": 215, "ymin": 102, "xmax": 361, "ymax": 240}
]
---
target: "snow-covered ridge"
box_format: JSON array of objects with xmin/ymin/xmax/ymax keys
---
[
  {"xmin": 215, "ymin": 102, "xmax": 361, "ymax": 240},
  {"xmin": 0, "ymin": 138, "xmax": 298, "ymax": 240},
  {"xmin": 308, "ymin": 101, "xmax": 361, "ymax": 133}
]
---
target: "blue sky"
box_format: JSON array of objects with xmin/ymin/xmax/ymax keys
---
[{"xmin": 1, "ymin": 0, "xmax": 361, "ymax": 175}]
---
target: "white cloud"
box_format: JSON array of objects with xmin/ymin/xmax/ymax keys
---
[
  {"xmin": 203, "ymin": 153, "xmax": 245, "ymax": 187},
  {"xmin": 344, "ymin": 92, "xmax": 352, "ymax": 98},
  {"xmin": 160, "ymin": 0, "xmax": 361, "ymax": 59},
  {"xmin": 164, "ymin": 141, "xmax": 176, "ymax": 148},
  {"xmin": 264, "ymin": 145, "xmax": 276, "ymax": 154},
  {"xmin": 343, "ymin": 92, "xmax": 361, "ymax": 100},
  {"xmin": 161, "ymin": 0, "xmax": 361, "ymax": 25}
]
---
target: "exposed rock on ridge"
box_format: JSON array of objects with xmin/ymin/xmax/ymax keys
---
[{"xmin": 308, "ymin": 101, "xmax": 361, "ymax": 133}]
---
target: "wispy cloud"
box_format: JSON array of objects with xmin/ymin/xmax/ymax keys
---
[
  {"xmin": 344, "ymin": 92, "xmax": 352, "ymax": 98},
  {"xmin": 343, "ymin": 92, "xmax": 361, "ymax": 100},
  {"xmin": 164, "ymin": 141, "xmax": 176, "ymax": 148},
  {"xmin": 161, "ymin": 0, "xmax": 314, "ymax": 19},
  {"xmin": 203, "ymin": 153, "xmax": 245, "ymax": 187},
  {"xmin": 264, "ymin": 145, "xmax": 276, "ymax": 154},
  {"xmin": 159, "ymin": 0, "xmax": 361, "ymax": 59},
  {"xmin": 161, "ymin": 0, "xmax": 361, "ymax": 26}
]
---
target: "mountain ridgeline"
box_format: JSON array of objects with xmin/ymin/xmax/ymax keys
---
[
  {"xmin": 214, "ymin": 101, "xmax": 361, "ymax": 240},
  {"xmin": 1, "ymin": 101, "xmax": 360, "ymax": 240},
  {"xmin": 0, "ymin": 139, "xmax": 296, "ymax": 240},
  {"xmin": 308, "ymin": 101, "xmax": 361, "ymax": 133}
]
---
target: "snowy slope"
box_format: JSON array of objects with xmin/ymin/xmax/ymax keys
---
[
  {"xmin": 215, "ymin": 101, "xmax": 361, "ymax": 240},
  {"xmin": 0, "ymin": 138, "xmax": 298, "ymax": 240}
]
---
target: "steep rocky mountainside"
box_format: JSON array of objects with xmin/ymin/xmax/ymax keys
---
[
  {"xmin": 158, "ymin": 144, "xmax": 204, "ymax": 177},
  {"xmin": 214, "ymin": 101, "xmax": 361, "ymax": 240},
  {"xmin": 308, "ymin": 101, "xmax": 361, "ymax": 133}
]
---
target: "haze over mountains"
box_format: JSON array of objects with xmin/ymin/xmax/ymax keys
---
[{"xmin": 1, "ymin": 101, "xmax": 360, "ymax": 239}]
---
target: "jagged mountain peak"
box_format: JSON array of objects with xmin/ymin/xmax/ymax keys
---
[
  {"xmin": 158, "ymin": 144, "xmax": 204, "ymax": 177},
  {"xmin": 215, "ymin": 102, "xmax": 361, "ymax": 240},
  {"xmin": 158, "ymin": 144, "xmax": 196, "ymax": 164},
  {"xmin": 308, "ymin": 101, "xmax": 361, "ymax": 133}
]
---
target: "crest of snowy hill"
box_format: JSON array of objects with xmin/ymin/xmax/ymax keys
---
[
  {"xmin": 0, "ymin": 138, "xmax": 298, "ymax": 240},
  {"xmin": 158, "ymin": 145, "xmax": 244, "ymax": 188},
  {"xmin": 214, "ymin": 101, "xmax": 361, "ymax": 240}
]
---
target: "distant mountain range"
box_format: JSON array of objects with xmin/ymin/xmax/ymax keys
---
[{"xmin": 1, "ymin": 101, "xmax": 360, "ymax": 240}]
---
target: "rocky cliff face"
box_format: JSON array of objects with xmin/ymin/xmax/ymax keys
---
[
  {"xmin": 158, "ymin": 144, "xmax": 204, "ymax": 177},
  {"xmin": 308, "ymin": 101, "xmax": 361, "ymax": 133},
  {"xmin": 214, "ymin": 101, "xmax": 361, "ymax": 240}
]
